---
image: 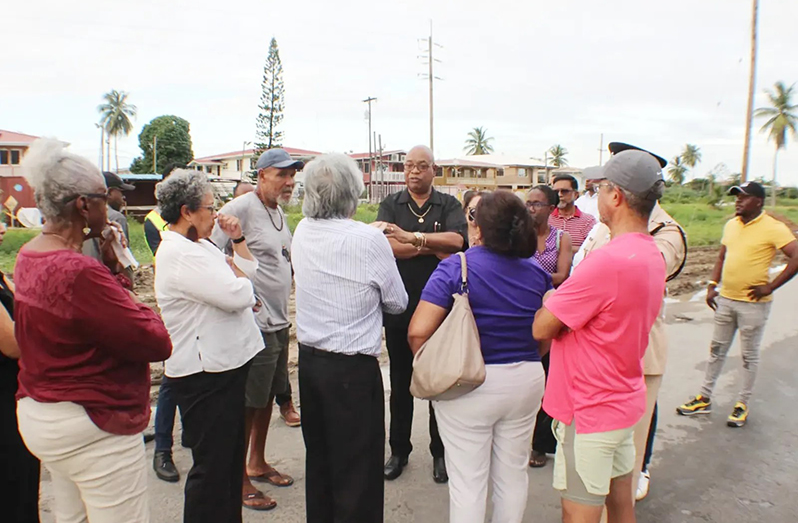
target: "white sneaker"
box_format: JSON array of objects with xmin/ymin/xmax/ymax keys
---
[{"xmin": 635, "ymin": 470, "xmax": 650, "ymax": 501}]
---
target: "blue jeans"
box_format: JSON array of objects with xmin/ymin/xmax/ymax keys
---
[{"xmin": 154, "ymin": 376, "xmax": 178, "ymax": 452}]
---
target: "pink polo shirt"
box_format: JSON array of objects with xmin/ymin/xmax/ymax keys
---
[{"xmin": 542, "ymin": 233, "xmax": 665, "ymax": 434}]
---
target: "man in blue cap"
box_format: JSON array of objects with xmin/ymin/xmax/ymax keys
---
[{"xmin": 211, "ymin": 148, "xmax": 303, "ymax": 510}]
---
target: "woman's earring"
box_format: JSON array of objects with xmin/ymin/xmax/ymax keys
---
[{"xmin": 82, "ymin": 220, "xmax": 91, "ymax": 236}]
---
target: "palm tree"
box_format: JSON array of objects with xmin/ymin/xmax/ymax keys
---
[
  {"xmin": 755, "ymin": 81, "xmax": 798, "ymax": 207},
  {"xmin": 681, "ymin": 144, "xmax": 702, "ymax": 179},
  {"xmin": 463, "ymin": 127, "xmax": 495, "ymax": 155},
  {"xmin": 98, "ymin": 90, "xmax": 137, "ymax": 173},
  {"xmin": 667, "ymin": 156, "xmax": 687, "ymax": 185},
  {"xmin": 548, "ymin": 144, "xmax": 569, "ymax": 167}
]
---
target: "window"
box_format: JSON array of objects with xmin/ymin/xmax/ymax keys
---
[
  {"xmin": 206, "ymin": 166, "xmax": 212, "ymax": 173},
  {"xmin": 497, "ymin": 168, "xmax": 505, "ymax": 177},
  {"xmin": 0, "ymin": 151, "xmax": 7, "ymax": 164},
  {"xmin": 518, "ymin": 168, "xmax": 527, "ymax": 178},
  {"xmin": 250, "ymin": 158, "xmax": 257, "ymax": 169},
  {"xmin": 364, "ymin": 161, "xmax": 370, "ymax": 174},
  {"xmin": 435, "ymin": 167, "xmax": 443, "ymax": 177},
  {"xmin": 10, "ymin": 150, "xmax": 20, "ymax": 164},
  {"xmin": 236, "ymin": 159, "xmax": 243, "ymax": 171},
  {"xmin": 464, "ymin": 168, "xmax": 473, "ymax": 178}
]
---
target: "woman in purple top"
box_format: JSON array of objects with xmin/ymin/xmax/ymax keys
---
[
  {"xmin": 526, "ymin": 185, "xmax": 573, "ymax": 287},
  {"xmin": 409, "ymin": 191, "xmax": 550, "ymax": 523},
  {"xmin": 525, "ymin": 185, "xmax": 574, "ymax": 468}
]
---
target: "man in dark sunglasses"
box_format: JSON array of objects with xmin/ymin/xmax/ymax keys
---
[{"xmin": 549, "ymin": 174, "xmax": 596, "ymax": 253}]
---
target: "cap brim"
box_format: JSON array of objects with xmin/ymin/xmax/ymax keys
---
[
  {"xmin": 728, "ymin": 186, "xmax": 746, "ymax": 196},
  {"xmin": 607, "ymin": 142, "xmax": 667, "ymax": 168},
  {"xmin": 257, "ymin": 159, "xmax": 304, "ymax": 170},
  {"xmin": 118, "ymin": 182, "xmax": 135, "ymax": 191}
]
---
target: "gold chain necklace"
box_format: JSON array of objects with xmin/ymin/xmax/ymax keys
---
[{"xmin": 407, "ymin": 204, "xmax": 432, "ymax": 224}]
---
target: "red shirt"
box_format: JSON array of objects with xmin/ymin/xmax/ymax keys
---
[
  {"xmin": 548, "ymin": 207, "xmax": 597, "ymax": 249},
  {"xmin": 15, "ymin": 249, "xmax": 172, "ymax": 435},
  {"xmin": 542, "ymin": 233, "xmax": 665, "ymax": 434}
]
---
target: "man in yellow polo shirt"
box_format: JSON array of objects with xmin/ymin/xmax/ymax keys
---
[{"xmin": 677, "ymin": 181, "xmax": 798, "ymax": 427}]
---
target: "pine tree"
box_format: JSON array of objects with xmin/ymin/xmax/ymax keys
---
[{"xmin": 255, "ymin": 38, "xmax": 285, "ymax": 154}]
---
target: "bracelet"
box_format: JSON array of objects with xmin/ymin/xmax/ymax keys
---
[
  {"xmin": 232, "ymin": 236, "xmax": 246, "ymax": 244},
  {"xmin": 708, "ymin": 280, "xmax": 718, "ymax": 287},
  {"xmin": 413, "ymin": 232, "xmax": 424, "ymax": 250}
]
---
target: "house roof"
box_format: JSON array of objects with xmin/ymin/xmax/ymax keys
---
[
  {"xmin": 191, "ymin": 147, "xmax": 322, "ymax": 164},
  {"xmin": 0, "ymin": 129, "xmax": 40, "ymax": 146},
  {"xmin": 463, "ymin": 154, "xmax": 547, "ymax": 168}
]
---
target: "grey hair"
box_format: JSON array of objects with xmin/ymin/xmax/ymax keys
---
[
  {"xmin": 155, "ymin": 169, "xmax": 212, "ymax": 224},
  {"xmin": 302, "ymin": 154, "xmax": 365, "ymax": 219},
  {"xmin": 610, "ymin": 181, "xmax": 663, "ymax": 220},
  {"xmin": 21, "ymin": 138, "xmax": 105, "ymax": 223}
]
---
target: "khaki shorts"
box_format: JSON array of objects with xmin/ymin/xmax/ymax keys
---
[
  {"xmin": 552, "ymin": 420, "xmax": 636, "ymax": 506},
  {"xmin": 245, "ymin": 327, "xmax": 290, "ymax": 409}
]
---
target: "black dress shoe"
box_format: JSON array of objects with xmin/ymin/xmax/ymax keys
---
[
  {"xmin": 153, "ymin": 451, "xmax": 180, "ymax": 483},
  {"xmin": 432, "ymin": 457, "xmax": 448, "ymax": 484},
  {"xmin": 384, "ymin": 455, "xmax": 408, "ymax": 480}
]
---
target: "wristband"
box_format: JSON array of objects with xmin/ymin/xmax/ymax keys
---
[{"xmin": 232, "ymin": 236, "xmax": 246, "ymax": 244}]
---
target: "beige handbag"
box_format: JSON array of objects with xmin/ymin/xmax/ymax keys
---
[{"xmin": 410, "ymin": 252, "xmax": 486, "ymax": 401}]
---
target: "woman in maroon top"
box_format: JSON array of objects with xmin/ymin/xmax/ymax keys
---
[
  {"xmin": 14, "ymin": 139, "xmax": 172, "ymax": 523},
  {"xmin": 525, "ymin": 185, "xmax": 573, "ymax": 469}
]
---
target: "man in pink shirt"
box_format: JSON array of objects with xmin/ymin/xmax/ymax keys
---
[{"xmin": 533, "ymin": 148, "xmax": 667, "ymax": 523}]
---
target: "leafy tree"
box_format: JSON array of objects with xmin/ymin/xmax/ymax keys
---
[
  {"xmin": 463, "ymin": 126, "xmax": 494, "ymax": 155},
  {"xmin": 129, "ymin": 115, "xmax": 194, "ymax": 174},
  {"xmin": 98, "ymin": 90, "xmax": 137, "ymax": 173},
  {"xmin": 680, "ymin": 144, "xmax": 702, "ymax": 179},
  {"xmin": 255, "ymin": 37, "xmax": 285, "ymax": 153},
  {"xmin": 755, "ymin": 81, "xmax": 798, "ymax": 207},
  {"xmin": 548, "ymin": 144, "xmax": 569, "ymax": 167},
  {"xmin": 667, "ymin": 156, "xmax": 687, "ymax": 185}
]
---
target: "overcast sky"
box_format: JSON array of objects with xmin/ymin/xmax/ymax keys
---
[{"xmin": 4, "ymin": 0, "xmax": 798, "ymax": 184}]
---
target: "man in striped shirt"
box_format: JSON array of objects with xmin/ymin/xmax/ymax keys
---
[
  {"xmin": 550, "ymin": 174, "xmax": 597, "ymax": 252},
  {"xmin": 292, "ymin": 153, "xmax": 408, "ymax": 523}
]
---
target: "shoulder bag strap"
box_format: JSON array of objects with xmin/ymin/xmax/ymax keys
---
[{"xmin": 457, "ymin": 252, "xmax": 468, "ymax": 293}]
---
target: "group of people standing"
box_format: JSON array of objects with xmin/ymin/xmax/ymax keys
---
[{"xmin": 2, "ymin": 135, "xmax": 796, "ymax": 523}]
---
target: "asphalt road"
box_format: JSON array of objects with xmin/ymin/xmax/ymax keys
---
[{"xmin": 38, "ymin": 282, "xmax": 798, "ymax": 522}]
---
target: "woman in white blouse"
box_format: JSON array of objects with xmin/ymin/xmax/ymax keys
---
[{"xmin": 153, "ymin": 169, "xmax": 263, "ymax": 523}]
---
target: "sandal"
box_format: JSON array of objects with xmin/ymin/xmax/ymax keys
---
[
  {"xmin": 249, "ymin": 466, "xmax": 295, "ymax": 487},
  {"xmin": 242, "ymin": 491, "xmax": 277, "ymax": 511},
  {"xmin": 529, "ymin": 451, "xmax": 548, "ymax": 468}
]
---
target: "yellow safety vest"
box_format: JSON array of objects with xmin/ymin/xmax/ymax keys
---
[{"xmin": 145, "ymin": 209, "xmax": 168, "ymax": 256}]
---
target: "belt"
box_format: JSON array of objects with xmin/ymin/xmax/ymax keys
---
[{"xmin": 299, "ymin": 343, "xmax": 375, "ymax": 360}]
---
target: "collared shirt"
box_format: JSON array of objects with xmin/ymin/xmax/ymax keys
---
[
  {"xmin": 210, "ymin": 192, "xmax": 293, "ymax": 333},
  {"xmin": 292, "ymin": 218, "xmax": 408, "ymax": 357},
  {"xmin": 549, "ymin": 207, "xmax": 597, "ymax": 250},
  {"xmin": 575, "ymin": 192, "xmax": 599, "ymax": 221},
  {"xmin": 720, "ymin": 212, "xmax": 795, "ymax": 303},
  {"xmin": 572, "ymin": 203, "xmax": 687, "ymax": 376},
  {"xmin": 376, "ymin": 188, "xmax": 467, "ymax": 327},
  {"xmin": 155, "ymin": 230, "xmax": 263, "ymax": 378}
]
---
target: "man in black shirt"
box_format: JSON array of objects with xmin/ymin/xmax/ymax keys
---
[{"xmin": 375, "ymin": 145, "xmax": 467, "ymax": 483}]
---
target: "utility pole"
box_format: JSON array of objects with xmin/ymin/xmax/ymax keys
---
[
  {"xmin": 363, "ymin": 97, "xmax": 377, "ymax": 201},
  {"xmin": 378, "ymin": 134, "xmax": 384, "ymax": 198},
  {"xmin": 242, "ymin": 140, "xmax": 251, "ymax": 180},
  {"xmin": 153, "ymin": 135, "xmax": 158, "ymax": 174},
  {"xmin": 741, "ymin": 0, "xmax": 759, "ymax": 183},
  {"xmin": 598, "ymin": 133, "xmax": 605, "ymax": 165},
  {"xmin": 420, "ymin": 21, "xmax": 442, "ymax": 156},
  {"xmin": 95, "ymin": 123, "xmax": 104, "ymax": 169}
]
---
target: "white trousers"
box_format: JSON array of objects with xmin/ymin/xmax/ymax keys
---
[
  {"xmin": 434, "ymin": 361, "xmax": 546, "ymax": 523},
  {"xmin": 17, "ymin": 397, "xmax": 150, "ymax": 523}
]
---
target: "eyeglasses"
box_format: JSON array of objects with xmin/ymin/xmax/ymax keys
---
[
  {"xmin": 595, "ymin": 182, "xmax": 615, "ymax": 193},
  {"xmin": 525, "ymin": 201, "xmax": 549, "ymax": 210},
  {"xmin": 199, "ymin": 205, "xmax": 216, "ymax": 213},
  {"xmin": 404, "ymin": 162, "xmax": 431, "ymax": 173},
  {"xmin": 555, "ymin": 188, "xmax": 574, "ymax": 195},
  {"xmin": 61, "ymin": 193, "xmax": 109, "ymax": 204},
  {"xmin": 467, "ymin": 207, "xmax": 477, "ymax": 222}
]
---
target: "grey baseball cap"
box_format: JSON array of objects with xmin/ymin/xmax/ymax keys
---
[
  {"xmin": 254, "ymin": 148, "xmax": 304, "ymax": 170},
  {"xmin": 600, "ymin": 149, "xmax": 665, "ymax": 201},
  {"xmin": 581, "ymin": 165, "xmax": 604, "ymax": 181}
]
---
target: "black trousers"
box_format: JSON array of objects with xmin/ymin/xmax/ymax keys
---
[
  {"xmin": 532, "ymin": 353, "xmax": 557, "ymax": 454},
  {"xmin": 1, "ymin": 391, "xmax": 40, "ymax": 523},
  {"xmin": 385, "ymin": 326, "xmax": 444, "ymax": 459},
  {"xmin": 171, "ymin": 362, "xmax": 250, "ymax": 523},
  {"xmin": 299, "ymin": 344, "xmax": 384, "ymax": 523}
]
